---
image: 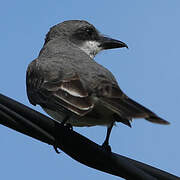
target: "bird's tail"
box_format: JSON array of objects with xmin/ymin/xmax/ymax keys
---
[
  {"xmin": 99, "ymin": 96, "xmax": 170, "ymax": 126},
  {"xmin": 145, "ymin": 116, "xmax": 169, "ymax": 124},
  {"xmin": 124, "ymin": 97, "xmax": 170, "ymax": 124}
]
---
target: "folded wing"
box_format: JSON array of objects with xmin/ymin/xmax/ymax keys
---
[{"xmin": 26, "ymin": 60, "xmax": 94, "ymax": 117}]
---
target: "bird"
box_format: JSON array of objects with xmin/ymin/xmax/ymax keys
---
[{"xmin": 26, "ymin": 20, "xmax": 169, "ymax": 152}]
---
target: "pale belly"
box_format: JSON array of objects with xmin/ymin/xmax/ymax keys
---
[{"xmin": 43, "ymin": 103, "xmax": 114, "ymax": 127}]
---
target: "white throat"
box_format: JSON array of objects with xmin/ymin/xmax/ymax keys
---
[{"xmin": 79, "ymin": 41, "xmax": 102, "ymax": 59}]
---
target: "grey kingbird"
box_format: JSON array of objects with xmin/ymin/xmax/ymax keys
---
[{"xmin": 26, "ymin": 20, "xmax": 169, "ymax": 151}]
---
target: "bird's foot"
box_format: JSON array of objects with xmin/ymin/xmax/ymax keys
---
[
  {"xmin": 53, "ymin": 121, "xmax": 73, "ymax": 154},
  {"xmin": 64, "ymin": 123, "xmax": 73, "ymax": 130},
  {"xmin": 102, "ymin": 142, "xmax": 112, "ymax": 152},
  {"xmin": 53, "ymin": 142, "xmax": 61, "ymax": 154},
  {"xmin": 53, "ymin": 121, "xmax": 61, "ymax": 154}
]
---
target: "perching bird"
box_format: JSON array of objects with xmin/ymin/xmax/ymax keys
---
[{"xmin": 26, "ymin": 20, "xmax": 169, "ymax": 152}]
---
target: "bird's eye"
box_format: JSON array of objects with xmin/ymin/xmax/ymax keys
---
[
  {"xmin": 72, "ymin": 27, "xmax": 97, "ymax": 41},
  {"xmin": 84, "ymin": 27, "xmax": 94, "ymax": 36}
]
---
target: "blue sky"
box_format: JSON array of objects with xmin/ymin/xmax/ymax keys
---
[{"xmin": 1, "ymin": 0, "xmax": 180, "ymax": 179}]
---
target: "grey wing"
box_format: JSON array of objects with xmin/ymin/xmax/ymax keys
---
[
  {"xmin": 95, "ymin": 81, "xmax": 170, "ymax": 125},
  {"xmin": 26, "ymin": 59, "xmax": 94, "ymax": 116}
]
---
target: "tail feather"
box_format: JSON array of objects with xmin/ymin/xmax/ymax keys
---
[
  {"xmin": 146, "ymin": 116, "xmax": 170, "ymax": 125},
  {"xmin": 99, "ymin": 96, "xmax": 170, "ymax": 125},
  {"xmin": 124, "ymin": 97, "xmax": 170, "ymax": 124}
]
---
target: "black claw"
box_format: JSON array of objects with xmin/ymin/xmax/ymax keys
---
[
  {"xmin": 65, "ymin": 123, "xmax": 73, "ymax": 130},
  {"xmin": 53, "ymin": 121, "xmax": 62, "ymax": 154},
  {"xmin": 102, "ymin": 142, "xmax": 112, "ymax": 152},
  {"xmin": 52, "ymin": 116, "xmax": 72, "ymax": 154},
  {"xmin": 53, "ymin": 143, "xmax": 61, "ymax": 154}
]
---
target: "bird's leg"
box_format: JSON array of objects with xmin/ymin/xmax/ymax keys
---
[
  {"xmin": 102, "ymin": 121, "xmax": 114, "ymax": 152},
  {"xmin": 53, "ymin": 116, "xmax": 72, "ymax": 154}
]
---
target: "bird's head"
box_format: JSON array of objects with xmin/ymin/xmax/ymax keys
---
[{"xmin": 45, "ymin": 20, "xmax": 128, "ymax": 58}]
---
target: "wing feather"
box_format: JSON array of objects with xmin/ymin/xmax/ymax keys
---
[{"xmin": 26, "ymin": 60, "xmax": 94, "ymax": 116}]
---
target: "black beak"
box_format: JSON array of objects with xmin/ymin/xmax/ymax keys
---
[{"xmin": 99, "ymin": 36, "xmax": 128, "ymax": 50}]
